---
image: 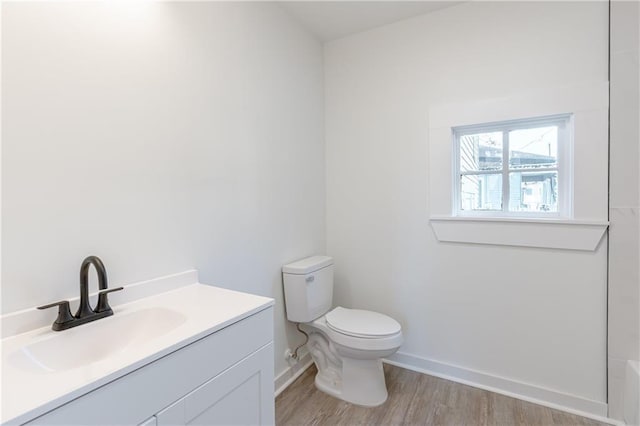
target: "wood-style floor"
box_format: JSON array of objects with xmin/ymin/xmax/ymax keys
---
[{"xmin": 276, "ymin": 364, "xmax": 607, "ymax": 426}]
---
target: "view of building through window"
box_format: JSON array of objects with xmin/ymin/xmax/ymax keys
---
[{"xmin": 457, "ymin": 119, "xmax": 563, "ymax": 214}]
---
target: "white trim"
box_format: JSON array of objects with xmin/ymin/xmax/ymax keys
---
[
  {"xmin": 430, "ymin": 217, "xmax": 608, "ymax": 250},
  {"xmin": 624, "ymin": 360, "xmax": 640, "ymax": 425},
  {"xmin": 271, "ymin": 349, "xmax": 619, "ymax": 424},
  {"xmin": 384, "ymin": 352, "xmax": 617, "ymax": 423},
  {"xmin": 460, "ymin": 167, "xmax": 560, "ymax": 176},
  {"xmin": 430, "ymin": 215, "xmax": 609, "ymax": 226},
  {"xmin": 428, "ymin": 82, "xmax": 608, "ymax": 130},
  {"xmin": 274, "ymin": 352, "xmax": 313, "ymax": 397},
  {"xmin": 428, "ymin": 82, "xmax": 608, "ymax": 221},
  {"xmin": 453, "ymin": 114, "xmax": 570, "ymax": 217}
]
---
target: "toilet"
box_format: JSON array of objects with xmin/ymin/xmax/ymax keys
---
[{"xmin": 282, "ymin": 255, "xmax": 403, "ymax": 407}]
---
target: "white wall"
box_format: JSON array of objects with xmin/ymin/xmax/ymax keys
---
[
  {"xmin": 1, "ymin": 1, "xmax": 324, "ymax": 379},
  {"xmin": 325, "ymin": 1, "xmax": 609, "ymax": 414},
  {"xmin": 608, "ymin": 0, "xmax": 640, "ymax": 420}
]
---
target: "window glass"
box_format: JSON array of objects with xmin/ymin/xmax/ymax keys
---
[
  {"xmin": 459, "ymin": 132, "xmax": 503, "ymax": 172},
  {"xmin": 454, "ymin": 114, "xmax": 570, "ymax": 216},
  {"xmin": 508, "ymin": 171, "xmax": 558, "ymax": 212},
  {"xmin": 460, "ymin": 174, "xmax": 502, "ymax": 211},
  {"xmin": 509, "ymin": 126, "xmax": 558, "ymax": 170}
]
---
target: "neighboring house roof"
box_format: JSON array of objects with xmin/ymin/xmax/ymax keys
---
[{"xmin": 478, "ymin": 145, "xmax": 556, "ymax": 168}]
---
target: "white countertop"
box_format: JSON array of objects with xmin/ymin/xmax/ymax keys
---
[{"xmin": 1, "ymin": 283, "xmax": 274, "ymax": 425}]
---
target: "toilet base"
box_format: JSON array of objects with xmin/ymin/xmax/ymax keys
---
[{"xmin": 314, "ymin": 357, "xmax": 388, "ymax": 407}]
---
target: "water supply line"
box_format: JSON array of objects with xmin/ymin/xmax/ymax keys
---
[{"xmin": 291, "ymin": 323, "xmax": 309, "ymax": 360}]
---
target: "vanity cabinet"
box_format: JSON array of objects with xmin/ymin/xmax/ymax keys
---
[
  {"xmin": 154, "ymin": 344, "xmax": 271, "ymax": 426},
  {"xmin": 26, "ymin": 307, "xmax": 274, "ymax": 426}
]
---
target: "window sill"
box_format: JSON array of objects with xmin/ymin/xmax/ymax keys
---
[{"xmin": 429, "ymin": 216, "xmax": 608, "ymax": 251}]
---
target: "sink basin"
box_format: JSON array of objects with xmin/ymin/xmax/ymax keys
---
[{"xmin": 9, "ymin": 307, "xmax": 186, "ymax": 373}]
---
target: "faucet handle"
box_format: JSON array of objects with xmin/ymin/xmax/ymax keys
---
[
  {"xmin": 37, "ymin": 300, "xmax": 74, "ymax": 331},
  {"xmin": 95, "ymin": 287, "xmax": 124, "ymax": 314}
]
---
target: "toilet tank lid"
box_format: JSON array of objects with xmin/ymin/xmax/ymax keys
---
[{"xmin": 282, "ymin": 255, "xmax": 333, "ymax": 275}]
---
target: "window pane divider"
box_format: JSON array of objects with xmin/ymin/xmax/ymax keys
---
[
  {"xmin": 501, "ymin": 130, "xmax": 509, "ymax": 213},
  {"xmin": 461, "ymin": 167, "xmax": 559, "ymax": 176},
  {"xmin": 460, "ymin": 170, "xmax": 503, "ymax": 175},
  {"xmin": 508, "ymin": 167, "xmax": 559, "ymax": 173}
]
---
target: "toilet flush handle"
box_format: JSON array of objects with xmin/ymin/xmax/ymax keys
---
[{"xmin": 306, "ymin": 275, "xmax": 315, "ymax": 284}]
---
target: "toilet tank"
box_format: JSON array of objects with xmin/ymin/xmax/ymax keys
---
[{"xmin": 282, "ymin": 256, "xmax": 334, "ymax": 323}]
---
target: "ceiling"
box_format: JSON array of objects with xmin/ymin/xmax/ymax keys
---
[{"xmin": 278, "ymin": 1, "xmax": 462, "ymax": 42}]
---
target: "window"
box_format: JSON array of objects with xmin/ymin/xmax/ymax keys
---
[{"xmin": 453, "ymin": 114, "xmax": 572, "ymax": 217}]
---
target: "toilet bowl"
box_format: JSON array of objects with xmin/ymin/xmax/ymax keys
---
[
  {"xmin": 282, "ymin": 256, "xmax": 403, "ymax": 407},
  {"xmin": 304, "ymin": 307, "xmax": 403, "ymax": 406}
]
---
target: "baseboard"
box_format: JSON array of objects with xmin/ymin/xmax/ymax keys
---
[
  {"xmin": 624, "ymin": 360, "xmax": 640, "ymax": 425},
  {"xmin": 274, "ymin": 351, "xmax": 313, "ymax": 397},
  {"xmin": 386, "ymin": 351, "xmax": 616, "ymax": 424}
]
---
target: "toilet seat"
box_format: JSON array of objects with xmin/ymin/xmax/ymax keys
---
[
  {"xmin": 309, "ymin": 314, "xmax": 403, "ymax": 353},
  {"xmin": 325, "ymin": 307, "xmax": 401, "ymax": 338}
]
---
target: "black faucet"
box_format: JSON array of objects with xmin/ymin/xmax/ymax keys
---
[{"xmin": 38, "ymin": 256, "xmax": 123, "ymax": 331}]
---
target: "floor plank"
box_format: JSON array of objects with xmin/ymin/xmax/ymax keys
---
[{"xmin": 275, "ymin": 364, "xmax": 608, "ymax": 426}]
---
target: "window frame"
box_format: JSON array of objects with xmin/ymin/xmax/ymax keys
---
[{"xmin": 452, "ymin": 114, "xmax": 573, "ymax": 218}]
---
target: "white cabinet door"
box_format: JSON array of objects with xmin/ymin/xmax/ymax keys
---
[{"xmin": 156, "ymin": 343, "xmax": 274, "ymax": 426}]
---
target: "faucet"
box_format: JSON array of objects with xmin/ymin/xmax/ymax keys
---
[
  {"xmin": 38, "ymin": 256, "xmax": 123, "ymax": 331},
  {"xmin": 76, "ymin": 256, "xmax": 108, "ymax": 318}
]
